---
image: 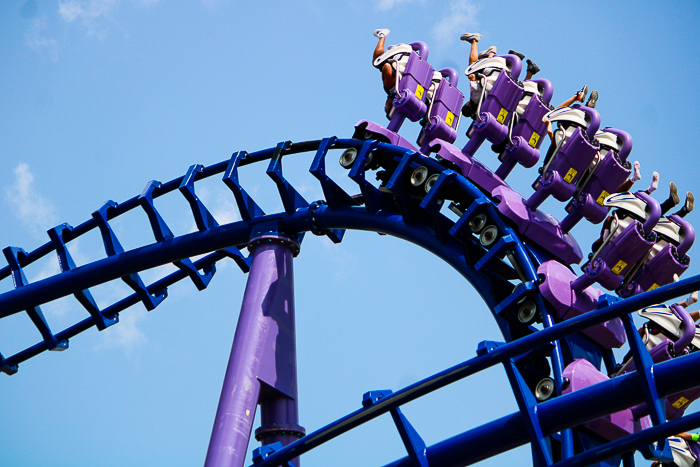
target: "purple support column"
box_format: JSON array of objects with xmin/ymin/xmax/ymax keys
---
[{"xmin": 205, "ymin": 234, "xmax": 305, "ymax": 467}]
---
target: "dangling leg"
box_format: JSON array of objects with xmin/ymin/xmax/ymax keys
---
[
  {"xmin": 616, "ymin": 161, "xmax": 641, "ymax": 193},
  {"xmin": 478, "ymin": 46, "xmax": 497, "ymax": 60},
  {"xmin": 659, "ymin": 182, "xmax": 680, "ymax": 214},
  {"xmin": 373, "ymin": 30, "xmax": 394, "ymax": 93},
  {"xmin": 672, "ymin": 192, "xmax": 694, "ymax": 218},
  {"xmin": 460, "ymin": 33, "xmax": 482, "ymax": 117},
  {"xmin": 460, "ymin": 32, "xmax": 481, "ymax": 65},
  {"xmin": 644, "ymin": 171, "xmax": 659, "ymax": 194},
  {"xmin": 585, "ymin": 90, "xmax": 598, "ymax": 108},
  {"xmin": 373, "ymin": 29, "xmax": 389, "ymax": 61},
  {"xmin": 556, "ymin": 85, "xmax": 587, "ymax": 109},
  {"xmin": 525, "ymin": 59, "xmax": 540, "ymax": 81}
]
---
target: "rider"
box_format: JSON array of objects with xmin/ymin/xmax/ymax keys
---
[{"xmin": 372, "ymin": 28, "xmax": 398, "ymax": 117}]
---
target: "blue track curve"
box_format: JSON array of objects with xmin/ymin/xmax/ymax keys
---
[{"xmin": 1, "ymin": 136, "xmax": 699, "ymax": 466}]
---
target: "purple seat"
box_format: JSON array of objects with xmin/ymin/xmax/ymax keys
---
[
  {"xmin": 354, "ymin": 41, "xmax": 434, "ymax": 151},
  {"xmin": 563, "ymin": 359, "xmax": 651, "ymax": 441},
  {"xmin": 559, "ymin": 129, "xmax": 633, "ymax": 233},
  {"xmin": 571, "ymin": 192, "xmax": 660, "ymax": 293},
  {"xmin": 494, "ymin": 79, "xmax": 554, "ymax": 180},
  {"xmin": 386, "ymin": 42, "xmax": 435, "ymax": 129},
  {"xmin": 526, "ymin": 106, "xmax": 601, "ymax": 210},
  {"xmin": 619, "ymin": 215, "xmax": 694, "ymax": 297},
  {"xmin": 665, "ymin": 386, "xmax": 700, "ymax": 420},
  {"xmin": 460, "ymin": 54, "xmax": 525, "ymax": 158},
  {"xmin": 617, "ymin": 338, "xmax": 683, "ymax": 375},
  {"xmin": 623, "ymin": 304, "xmax": 696, "ymax": 420},
  {"xmin": 417, "ymin": 67, "xmax": 464, "ymax": 153}
]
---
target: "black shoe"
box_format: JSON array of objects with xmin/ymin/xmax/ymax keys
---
[
  {"xmin": 526, "ymin": 59, "xmax": 540, "ymax": 76},
  {"xmin": 508, "ymin": 50, "xmax": 526, "ymax": 60}
]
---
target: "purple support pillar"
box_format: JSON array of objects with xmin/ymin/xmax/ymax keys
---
[{"xmin": 205, "ymin": 234, "xmax": 305, "ymax": 467}]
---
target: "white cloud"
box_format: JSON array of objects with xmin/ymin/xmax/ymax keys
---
[
  {"xmin": 432, "ymin": 0, "xmax": 480, "ymax": 46},
  {"xmin": 25, "ymin": 16, "xmax": 58, "ymax": 61},
  {"xmin": 59, "ymin": 0, "xmax": 119, "ymax": 36},
  {"xmin": 6, "ymin": 163, "xmax": 59, "ymax": 237},
  {"xmin": 376, "ymin": 0, "xmax": 415, "ymax": 10},
  {"xmin": 95, "ymin": 308, "xmax": 148, "ymax": 357}
]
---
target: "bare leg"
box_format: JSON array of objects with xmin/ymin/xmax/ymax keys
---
[
  {"xmin": 469, "ymin": 39, "xmax": 479, "ymax": 66},
  {"xmin": 373, "ymin": 37, "xmax": 395, "ymax": 91},
  {"xmin": 373, "ymin": 36, "xmax": 385, "ymax": 62},
  {"xmin": 525, "ymin": 71, "xmax": 533, "ymax": 81},
  {"xmin": 556, "ymin": 95, "xmax": 578, "ymax": 109},
  {"xmin": 556, "ymin": 85, "xmax": 588, "ymax": 109},
  {"xmin": 617, "ymin": 179, "xmax": 634, "ymax": 193}
]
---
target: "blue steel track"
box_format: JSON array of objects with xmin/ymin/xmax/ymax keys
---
[{"xmin": 1, "ymin": 137, "xmax": 699, "ymax": 466}]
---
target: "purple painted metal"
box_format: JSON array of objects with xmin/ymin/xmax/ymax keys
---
[
  {"xmin": 417, "ymin": 68, "xmax": 464, "ymax": 152},
  {"xmin": 560, "ymin": 129, "xmax": 633, "ymax": 233},
  {"xmin": 387, "ymin": 47, "xmax": 434, "ymax": 132},
  {"xmin": 526, "ymin": 127, "xmax": 600, "ymax": 210},
  {"xmin": 572, "ymin": 192, "xmax": 661, "ymax": 293},
  {"xmin": 562, "ymin": 359, "xmax": 651, "ymax": 441},
  {"xmin": 494, "ymin": 83, "xmax": 552, "ymax": 180},
  {"xmin": 621, "ymin": 215, "xmax": 694, "ymax": 297},
  {"xmin": 205, "ymin": 234, "xmax": 304, "ymax": 467},
  {"xmin": 529, "ymin": 79, "xmax": 553, "ymax": 105},
  {"xmin": 409, "ymin": 40, "xmax": 429, "ymax": 59},
  {"xmin": 573, "ymin": 104, "xmax": 602, "ymax": 139},
  {"xmin": 461, "ymin": 70, "xmax": 524, "ymax": 157},
  {"xmin": 538, "ymin": 260, "xmax": 626, "ymax": 348},
  {"xmin": 493, "ymin": 186, "xmax": 583, "ymax": 265}
]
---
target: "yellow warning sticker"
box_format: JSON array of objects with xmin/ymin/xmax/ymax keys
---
[
  {"xmin": 649, "ymin": 283, "xmax": 660, "ymax": 291},
  {"xmin": 497, "ymin": 108, "xmax": 509, "ymax": 124},
  {"xmin": 528, "ymin": 132, "xmax": 540, "ymax": 148},
  {"xmin": 596, "ymin": 190, "xmax": 610, "ymax": 206},
  {"xmin": 415, "ymin": 85, "xmax": 424, "ymax": 100},
  {"xmin": 446, "ymin": 111, "xmax": 454, "ymax": 127},
  {"xmin": 564, "ymin": 168, "xmax": 578, "ymax": 183},
  {"xmin": 612, "ymin": 260, "xmax": 628, "ymax": 274},
  {"xmin": 672, "ymin": 397, "xmax": 689, "ymax": 409}
]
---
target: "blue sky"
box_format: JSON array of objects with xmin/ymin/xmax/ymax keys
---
[{"xmin": 1, "ymin": 1, "xmax": 700, "ymax": 466}]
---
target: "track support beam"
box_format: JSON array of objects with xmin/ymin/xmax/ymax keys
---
[{"xmin": 205, "ymin": 234, "xmax": 304, "ymax": 467}]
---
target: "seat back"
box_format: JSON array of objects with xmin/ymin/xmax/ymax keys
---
[
  {"xmin": 417, "ymin": 68, "xmax": 464, "ymax": 149},
  {"xmin": 575, "ymin": 192, "xmax": 661, "ymax": 292},
  {"xmin": 620, "ymin": 216, "xmax": 694, "ymax": 296},
  {"xmin": 560, "ymin": 129, "xmax": 633, "ymax": 230},
  {"xmin": 493, "ymin": 80, "xmax": 554, "ymax": 180},
  {"xmin": 510, "ymin": 81, "xmax": 552, "ymax": 149},
  {"xmin": 543, "ymin": 126, "xmax": 600, "ymax": 201},
  {"xmin": 478, "ymin": 70, "xmax": 524, "ymax": 127},
  {"xmin": 578, "ymin": 129, "xmax": 633, "ymax": 210},
  {"xmin": 377, "ymin": 42, "xmax": 435, "ymax": 131}
]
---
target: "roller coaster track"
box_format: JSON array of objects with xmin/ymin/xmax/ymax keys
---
[{"xmin": 2, "ymin": 136, "xmax": 700, "ymax": 467}]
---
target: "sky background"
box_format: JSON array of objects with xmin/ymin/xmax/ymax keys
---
[{"xmin": 1, "ymin": 1, "xmax": 700, "ymax": 466}]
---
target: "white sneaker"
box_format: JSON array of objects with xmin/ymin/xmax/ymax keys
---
[
  {"xmin": 684, "ymin": 291, "xmax": 698, "ymax": 308},
  {"xmin": 460, "ymin": 32, "xmax": 482, "ymax": 42},
  {"xmin": 374, "ymin": 29, "xmax": 390, "ymax": 38},
  {"xmin": 647, "ymin": 171, "xmax": 659, "ymax": 194}
]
